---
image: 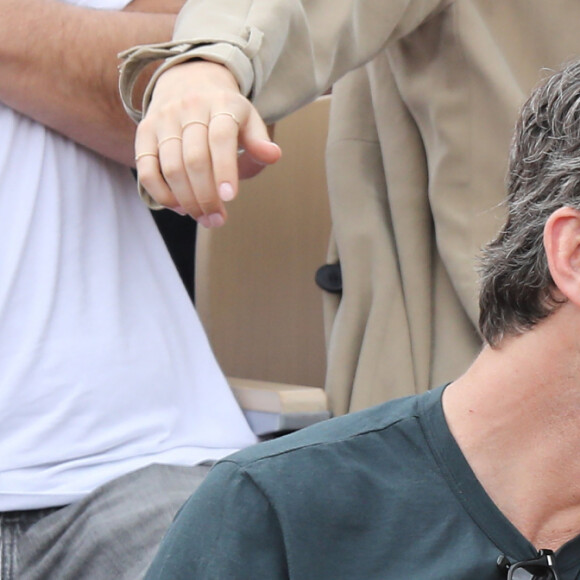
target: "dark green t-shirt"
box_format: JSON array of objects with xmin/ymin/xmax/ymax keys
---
[{"xmin": 146, "ymin": 386, "xmax": 580, "ymax": 579}]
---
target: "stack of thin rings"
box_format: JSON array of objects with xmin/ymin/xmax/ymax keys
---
[{"xmin": 134, "ymin": 112, "xmax": 240, "ymax": 163}]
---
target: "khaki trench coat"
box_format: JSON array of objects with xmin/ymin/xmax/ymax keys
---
[{"xmin": 121, "ymin": 0, "xmax": 580, "ymax": 415}]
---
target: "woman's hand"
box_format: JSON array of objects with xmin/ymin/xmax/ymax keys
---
[{"xmin": 135, "ymin": 60, "xmax": 282, "ymax": 227}]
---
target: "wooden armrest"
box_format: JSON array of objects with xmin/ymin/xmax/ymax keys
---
[{"xmin": 228, "ymin": 377, "xmax": 331, "ymax": 436}]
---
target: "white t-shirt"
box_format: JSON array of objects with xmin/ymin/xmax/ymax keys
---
[{"xmin": 0, "ymin": 1, "xmax": 257, "ymax": 511}]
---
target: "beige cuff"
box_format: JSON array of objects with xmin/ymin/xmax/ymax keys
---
[{"xmin": 118, "ymin": 28, "xmax": 264, "ymax": 121}]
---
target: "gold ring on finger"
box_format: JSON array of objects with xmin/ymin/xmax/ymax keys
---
[
  {"xmin": 182, "ymin": 120, "xmax": 209, "ymax": 131},
  {"xmin": 135, "ymin": 152, "xmax": 159, "ymax": 162},
  {"xmin": 158, "ymin": 135, "xmax": 184, "ymax": 147},
  {"xmin": 210, "ymin": 112, "xmax": 240, "ymax": 126}
]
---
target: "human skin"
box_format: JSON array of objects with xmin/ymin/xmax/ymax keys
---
[
  {"xmin": 0, "ymin": 0, "xmax": 183, "ymax": 166},
  {"xmin": 134, "ymin": 60, "xmax": 281, "ymax": 226}
]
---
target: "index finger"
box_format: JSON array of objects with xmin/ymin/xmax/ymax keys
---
[{"xmin": 206, "ymin": 110, "xmax": 245, "ymax": 203}]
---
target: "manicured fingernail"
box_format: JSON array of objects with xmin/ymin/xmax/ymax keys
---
[
  {"xmin": 172, "ymin": 206, "xmax": 187, "ymax": 216},
  {"xmin": 219, "ymin": 182, "xmax": 235, "ymax": 202},
  {"xmin": 208, "ymin": 213, "xmax": 225, "ymax": 228},
  {"xmin": 198, "ymin": 215, "xmax": 211, "ymax": 228}
]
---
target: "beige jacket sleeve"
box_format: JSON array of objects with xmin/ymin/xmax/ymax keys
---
[{"xmin": 120, "ymin": 0, "xmax": 452, "ymax": 122}]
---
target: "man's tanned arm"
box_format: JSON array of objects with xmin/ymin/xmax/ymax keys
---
[{"xmin": 0, "ymin": 0, "xmax": 182, "ymax": 166}]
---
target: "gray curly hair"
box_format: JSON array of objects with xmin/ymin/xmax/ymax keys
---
[{"xmin": 479, "ymin": 59, "xmax": 580, "ymax": 346}]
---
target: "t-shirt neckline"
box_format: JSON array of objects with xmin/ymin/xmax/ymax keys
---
[{"xmin": 418, "ymin": 385, "xmax": 580, "ymax": 573}]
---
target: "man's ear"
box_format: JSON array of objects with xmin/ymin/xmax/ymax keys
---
[{"xmin": 544, "ymin": 207, "xmax": 580, "ymax": 305}]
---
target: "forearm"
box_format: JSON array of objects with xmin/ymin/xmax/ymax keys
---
[{"xmin": 0, "ymin": 0, "xmax": 177, "ymax": 166}]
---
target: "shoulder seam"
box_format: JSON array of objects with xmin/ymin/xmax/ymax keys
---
[{"xmin": 220, "ymin": 413, "xmax": 420, "ymax": 469}]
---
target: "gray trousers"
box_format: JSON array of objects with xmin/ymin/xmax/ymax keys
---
[{"xmin": 0, "ymin": 463, "xmax": 212, "ymax": 580}]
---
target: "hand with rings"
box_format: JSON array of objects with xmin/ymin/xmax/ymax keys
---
[{"xmin": 134, "ymin": 60, "xmax": 282, "ymax": 227}]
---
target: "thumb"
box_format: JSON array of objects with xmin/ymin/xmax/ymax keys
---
[{"xmin": 239, "ymin": 109, "xmax": 282, "ymax": 171}]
